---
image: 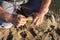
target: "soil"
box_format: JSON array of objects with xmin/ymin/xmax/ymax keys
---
[{"xmin": 0, "ymin": 11, "xmax": 60, "ymax": 40}]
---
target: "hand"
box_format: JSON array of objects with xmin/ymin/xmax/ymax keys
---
[
  {"xmin": 5, "ymin": 14, "xmax": 27, "ymax": 27},
  {"xmin": 16, "ymin": 14, "xmax": 27, "ymax": 27},
  {"xmin": 12, "ymin": 14, "xmax": 27, "ymax": 27},
  {"xmin": 32, "ymin": 13, "xmax": 45, "ymax": 26},
  {"xmin": 0, "ymin": 7, "xmax": 27, "ymax": 27}
]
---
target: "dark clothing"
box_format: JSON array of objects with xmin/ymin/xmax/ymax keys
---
[
  {"xmin": 0, "ymin": 0, "xmax": 2, "ymax": 5},
  {"xmin": 19, "ymin": 0, "xmax": 42, "ymax": 17},
  {"xmin": 22, "ymin": 0, "xmax": 42, "ymax": 12}
]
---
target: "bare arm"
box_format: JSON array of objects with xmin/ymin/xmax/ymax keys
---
[
  {"xmin": 32, "ymin": 0, "xmax": 51, "ymax": 25},
  {"xmin": 0, "ymin": 7, "xmax": 12, "ymax": 21},
  {"xmin": 38, "ymin": 0, "xmax": 51, "ymax": 15}
]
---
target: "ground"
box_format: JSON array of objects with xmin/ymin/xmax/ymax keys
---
[
  {"xmin": 0, "ymin": 0, "xmax": 60, "ymax": 40},
  {"xmin": 0, "ymin": 11, "xmax": 60, "ymax": 40}
]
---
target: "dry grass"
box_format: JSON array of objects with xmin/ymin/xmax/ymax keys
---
[{"xmin": 0, "ymin": 13, "xmax": 60, "ymax": 40}]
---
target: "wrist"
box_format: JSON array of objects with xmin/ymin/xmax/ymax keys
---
[
  {"xmin": 39, "ymin": 8, "xmax": 49, "ymax": 15},
  {"xmin": 36, "ymin": 12, "xmax": 45, "ymax": 16},
  {"xmin": 4, "ymin": 14, "xmax": 12, "ymax": 22},
  {"xmin": 37, "ymin": 11, "xmax": 47, "ymax": 16}
]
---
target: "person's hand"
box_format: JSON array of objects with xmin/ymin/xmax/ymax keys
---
[
  {"xmin": 32, "ymin": 13, "xmax": 45, "ymax": 26},
  {"xmin": 0, "ymin": 7, "xmax": 27, "ymax": 27},
  {"xmin": 5, "ymin": 14, "xmax": 27, "ymax": 27},
  {"xmin": 16, "ymin": 14, "xmax": 27, "ymax": 27},
  {"xmin": 11, "ymin": 14, "xmax": 27, "ymax": 27}
]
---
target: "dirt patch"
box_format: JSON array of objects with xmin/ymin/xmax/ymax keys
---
[{"xmin": 0, "ymin": 13, "xmax": 60, "ymax": 40}]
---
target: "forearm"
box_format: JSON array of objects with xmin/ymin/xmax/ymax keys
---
[
  {"xmin": 38, "ymin": 0, "xmax": 51, "ymax": 15},
  {"xmin": 0, "ymin": 7, "xmax": 4, "ymax": 19},
  {"xmin": 0, "ymin": 7, "xmax": 12, "ymax": 20}
]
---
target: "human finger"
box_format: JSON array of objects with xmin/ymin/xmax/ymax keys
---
[{"xmin": 32, "ymin": 17, "xmax": 38, "ymax": 24}]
